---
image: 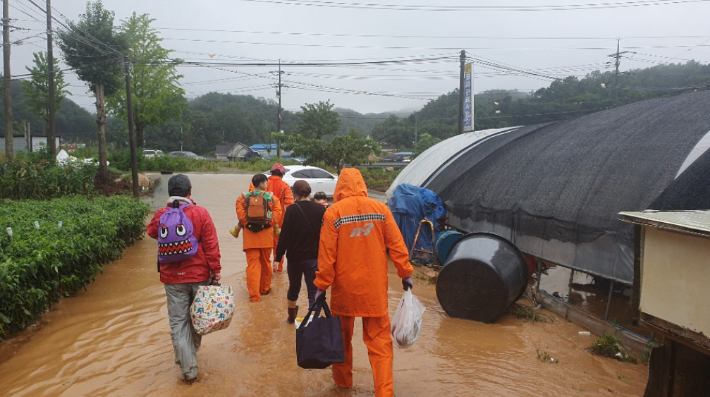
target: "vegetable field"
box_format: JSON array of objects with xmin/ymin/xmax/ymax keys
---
[{"xmin": 0, "ymin": 197, "xmax": 149, "ymax": 338}]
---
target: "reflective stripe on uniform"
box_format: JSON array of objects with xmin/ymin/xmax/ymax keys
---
[{"xmin": 333, "ymin": 213, "xmax": 385, "ymax": 229}]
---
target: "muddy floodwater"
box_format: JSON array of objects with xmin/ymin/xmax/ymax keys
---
[{"xmin": 0, "ymin": 173, "xmax": 648, "ymax": 396}]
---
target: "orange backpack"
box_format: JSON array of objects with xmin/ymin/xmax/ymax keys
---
[{"xmin": 245, "ymin": 191, "xmax": 273, "ymax": 225}]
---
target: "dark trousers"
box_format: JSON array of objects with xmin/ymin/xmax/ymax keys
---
[{"xmin": 287, "ymin": 259, "xmax": 318, "ymax": 308}]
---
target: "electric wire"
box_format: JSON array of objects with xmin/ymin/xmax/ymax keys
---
[{"xmin": 239, "ymin": 0, "xmax": 710, "ymax": 12}]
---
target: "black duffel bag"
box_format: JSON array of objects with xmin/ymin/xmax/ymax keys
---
[{"xmin": 296, "ymin": 300, "xmax": 345, "ymax": 369}]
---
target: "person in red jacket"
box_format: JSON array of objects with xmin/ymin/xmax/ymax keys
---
[
  {"xmin": 314, "ymin": 168, "xmax": 414, "ymax": 397},
  {"xmin": 146, "ymin": 174, "xmax": 221, "ymax": 382}
]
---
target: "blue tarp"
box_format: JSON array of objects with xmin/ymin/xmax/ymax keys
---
[{"xmin": 389, "ymin": 183, "xmax": 446, "ymax": 263}]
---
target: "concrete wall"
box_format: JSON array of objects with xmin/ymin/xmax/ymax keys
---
[{"xmin": 0, "ymin": 136, "xmax": 60, "ymax": 154}]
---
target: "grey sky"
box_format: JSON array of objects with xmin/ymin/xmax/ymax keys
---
[{"xmin": 8, "ymin": 0, "xmax": 710, "ymax": 115}]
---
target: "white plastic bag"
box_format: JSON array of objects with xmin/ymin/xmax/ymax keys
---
[
  {"xmin": 391, "ymin": 289, "xmax": 426, "ymax": 348},
  {"xmin": 190, "ymin": 285, "xmax": 235, "ymax": 335}
]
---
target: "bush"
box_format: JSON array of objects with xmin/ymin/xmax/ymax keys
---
[
  {"xmin": 0, "ymin": 196, "xmax": 149, "ymax": 338},
  {"xmin": 359, "ymin": 168, "xmax": 401, "ymax": 192},
  {"xmin": 0, "ymin": 154, "xmax": 97, "ymax": 200},
  {"xmin": 589, "ymin": 332, "xmax": 638, "ymax": 364},
  {"xmin": 107, "ymin": 149, "xmax": 223, "ymax": 173}
]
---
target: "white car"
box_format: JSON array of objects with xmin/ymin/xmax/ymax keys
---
[{"xmin": 270, "ymin": 165, "xmax": 339, "ymax": 197}]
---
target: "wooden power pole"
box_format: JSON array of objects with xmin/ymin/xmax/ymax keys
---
[
  {"xmin": 3, "ymin": 0, "xmax": 13, "ymax": 159},
  {"xmin": 46, "ymin": 0, "xmax": 56, "ymax": 155},
  {"xmin": 124, "ymin": 55, "xmax": 139, "ymax": 198}
]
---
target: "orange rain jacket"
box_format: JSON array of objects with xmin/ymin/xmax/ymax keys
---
[
  {"xmin": 314, "ymin": 168, "xmax": 414, "ymax": 317},
  {"xmin": 236, "ymin": 192, "xmax": 282, "ymax": 250},
  {"xmin": 249, "ymin": 176, "xmax": 294, "ymax": 225}
]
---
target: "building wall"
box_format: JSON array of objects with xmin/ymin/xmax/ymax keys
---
[
  {"xmin": 0, "ymin": 136, "xmax": 60, "ymax": 154},
  {"xmin": 640, "ymin": 227, "xmax": 710, "ymax": 337}
]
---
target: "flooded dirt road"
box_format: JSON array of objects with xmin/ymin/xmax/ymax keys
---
[{"xmin": 0, "ymin": 173, "xmax": 648, "ymax": 396}]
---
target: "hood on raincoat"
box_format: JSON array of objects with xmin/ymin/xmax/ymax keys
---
[{"xmin": 334, "ymin": 168, "xmax": 368, "ymax": 202}]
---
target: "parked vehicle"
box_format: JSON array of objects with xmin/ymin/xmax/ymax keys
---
[
  {"xmin": 143, "ymin": 149, "xmax": 164, "ymax": 158},
  {"xmin": 170, "ymin": 151, "xmax": 206, "ymax": 160},
  {"xmin": 382, "ymin": 154, "xmax": 411, "ymax": 162},
  {"xmin": 266, "ymin": 165, "xmax": 338, "ymax": 197}
]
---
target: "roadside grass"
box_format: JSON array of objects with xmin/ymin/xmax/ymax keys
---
[
  {"xmin": 511, "ymin": 303, "xmax": 556, "ymax": 323},
  {"xmin": 589, "ymin": 332, "xmax": 638, "ymax": 364}
]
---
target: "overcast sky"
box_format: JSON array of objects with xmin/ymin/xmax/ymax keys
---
[{"xmin": 8, "ymin": 0, "xmax": 710, "ymax": 116}]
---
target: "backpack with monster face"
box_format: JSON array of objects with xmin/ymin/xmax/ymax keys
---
[{"xmin": 158, "ymin": 201, "xmax": 199, "ymax": 263}]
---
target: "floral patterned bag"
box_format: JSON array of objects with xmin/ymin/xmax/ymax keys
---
[{"xmin": 190, "ymin": 285, "xmax": 235, "ymax": 335}]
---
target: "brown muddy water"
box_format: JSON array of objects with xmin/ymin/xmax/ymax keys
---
[{"xmin": 0, "ymin": 173, "xmax": 648, "ymax": 396}]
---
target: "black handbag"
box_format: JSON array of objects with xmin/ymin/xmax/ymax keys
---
[{"xmin": 295, "ymin": 300, "xmax": 345, "ymax": 369}]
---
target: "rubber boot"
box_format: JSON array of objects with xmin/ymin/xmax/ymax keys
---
[
  {"xmin": 229, "ymin": 226, "xmax": 241, "ymax": 238},
  {"xmin": 287, "ymin": 306, "xmax": 299, "ymax": 324}
]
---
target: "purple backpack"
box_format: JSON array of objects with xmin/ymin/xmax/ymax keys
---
[{"xmin": 158, "ymin": 201, "xmax": 199, "ymax": 263}]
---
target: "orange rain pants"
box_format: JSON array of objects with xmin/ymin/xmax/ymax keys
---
[
  {"xmin": 334, "ymin": 315, "xmax": 394, "ymax": 397},
  {"xmin": 245, "ymin": 248, "xmax": 272, "ymax": 302}
]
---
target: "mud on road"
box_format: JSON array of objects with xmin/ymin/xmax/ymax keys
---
[{"xmin": 0, "ymin": 173, "xmax": 648, "ymax": 396}]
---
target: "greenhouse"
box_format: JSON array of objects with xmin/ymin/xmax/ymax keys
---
[{"xmin": 391, "ymin": 90, "xmax": 710, "ymax": 285}]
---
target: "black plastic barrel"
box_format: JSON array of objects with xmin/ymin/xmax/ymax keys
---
[
  {"xmin": 434, "ymin": 230, "xmax": 464, "ymax": 265},
  {"xmin": 436, "ymin": 232, "xmax": 528, "ymax": 323}
]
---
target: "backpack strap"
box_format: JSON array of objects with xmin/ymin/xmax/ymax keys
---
[{"xmin": 294, "ymin": 202, "xmax": 315, "ymax": 233}]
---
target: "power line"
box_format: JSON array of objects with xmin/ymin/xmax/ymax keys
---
[
  {"xmin": 156, "ymin": 26, "xmax": 710, "ymax": 41},
  {"xmin": 240, "ymin": 0, "xmax": 710, "ymax": 12}
]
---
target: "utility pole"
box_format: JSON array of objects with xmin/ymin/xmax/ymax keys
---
[
  {"xmin": 458, "ymin": 50, "xmax": 466, "ymax": 135},
  {"xmin": 46, "ymin": 0, "xmax": 56, "ymax": 156},
  {"xmin": 273, "ymin": 59, "xmax": 284, "ymax": 158},
  {"xmin": 414, "ymin": 115, "xmax": 418, "ymax": 147},
  {"xmin": 24, "ymin": 120, "xmax": 30, "ymax": 151},
  {"xmin": 3, "ymin": 0, "xmax": 13, "ymax": 159},
  {"xmin": 124, "ymin": 55, "xmax": 139, "ymax": 198},
  {"xmin": 608, "ymin": 39, "xmax": 628, "ymax": 106}
]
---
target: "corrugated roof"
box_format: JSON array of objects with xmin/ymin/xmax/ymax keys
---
[{"xmin": 620, "ymin": 210, "xmax": 710, "ymax": 237}]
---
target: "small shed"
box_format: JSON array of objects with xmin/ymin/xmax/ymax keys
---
[{"xmin": 619, "ymin": 210, "xmax": 710, "ymax": 396}]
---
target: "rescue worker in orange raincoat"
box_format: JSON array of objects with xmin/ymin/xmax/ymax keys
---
[
  {"xmin": 236, "ymin": 173, "xmax": 282, "ymax": 302},
  {"xmin": 247, "ymin": 163, "xmax": 294, "ymax": 273},
  {"xmin": 313, "ymin": 168, "xmax": 414, "ymax": 397}
]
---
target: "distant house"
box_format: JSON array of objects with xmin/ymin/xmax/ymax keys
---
[
  {"xmin": 249, "ymin": 143, "xmax": 291, "ymax": 159},
  {"xmin": 217, "ymin": 142, "xmax": 262, "ymax": 161},
  {"xmin": 215, "ymin": 144, "xmax": 232, "ymax": 161},
  {"xmin": 0, "ymin": 135, "xmax": 60, "ymax": 154}
]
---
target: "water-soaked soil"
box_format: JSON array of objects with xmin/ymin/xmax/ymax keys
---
[{"xmin": 0, "ymin": 173, "xmax": 648, "ymax": 396}]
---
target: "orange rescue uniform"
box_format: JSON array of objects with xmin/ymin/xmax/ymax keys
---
[
  {"xmin": 236, "ymin": 191, "xmax": 282, "ymax": 302},
  {"xmin": 314, "ymin": 168, "xmax": 414, "ymax": 397},
  {"xmin": 250, "ymin": 175, "xmax": 294, "ymax": 272}
]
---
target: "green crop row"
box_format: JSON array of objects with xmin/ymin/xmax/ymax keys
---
[
  {"xmin": 0, "ymin": 196, "xmax": 149, "ymax": 339},
  {"xmin": 0, "ymin": 153, "xmax": 97, "ymax": 200}
]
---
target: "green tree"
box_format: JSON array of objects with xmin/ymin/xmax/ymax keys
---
[
  {"xmin": 58, "ymin": 1, "xmax": 127, "ymax": 182},
  {"xmin": 371, "ymin": 115, "xmax": 413, "ymax": 150},
  {"xmin": 415, "ymin": 133, "xmax": 441, "ymax": 154},
  {"xmin": 107, "ymin": 13, "xmax": 185, "ymax": 148},
  {"xmin": 20, "ymin": 52, "xmax": 70, "ymax": 140},
  {"xmin": 285, "ymin": 134, "xmax": 380, "ymax": 174},
  {"xmin": 297, "ymin": 100, "xmax": 341, "ymax": 139}
]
